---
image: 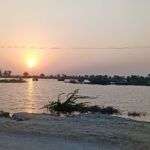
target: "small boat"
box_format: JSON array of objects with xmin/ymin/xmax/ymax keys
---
[
  {"xmin": 64, "ymin": 79, "xmax": 80, "ymax": 84},
  {"xmin": 57, "ymin": 77, "xmax": 65, "ymax": 81},
  {"xmin": 32, "ymin": 78, "xmax": 38, "ymax": 81}
]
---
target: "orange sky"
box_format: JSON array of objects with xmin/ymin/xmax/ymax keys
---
[
  {"xmin": 0, "ymin": 48, "xmax": 149, "ymax": 75},
  {"xmin": 0, "ymin": 0, "xmax": 150, "ymax": 75}
]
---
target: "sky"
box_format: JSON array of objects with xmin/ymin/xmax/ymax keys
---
[{"xmin": 0, "ymin": 0, "xmax": 150, "ymax": 75}]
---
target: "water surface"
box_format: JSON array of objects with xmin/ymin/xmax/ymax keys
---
[{"xmin": 0, "ymin": 79, "xmax": 149, "ymax": 121}]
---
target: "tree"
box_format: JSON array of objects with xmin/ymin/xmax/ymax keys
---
[
  {"xmin": 40, "ymin": 73, "xmax": 45, "ymax": 78},
  {"xmin": 3, "ymin": 70, "xmax": 11, "ymax": 77},
  {"xmin": 23, "ymin": 72, "xmax": 29, "ymax": 77},
  {"xmin": 0, "ymin": 70, "xmax": 2, "ymax": 77}
]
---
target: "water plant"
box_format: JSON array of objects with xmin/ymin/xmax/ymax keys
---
[
  {"xmin": 43, "ymin": 89, "xmax": 87, "ymax": 114},
  {"xmin": 43, "ymin": 89, "xmax": 120, "ymax": 115},
  {"xmin": 128, "ymin": 111, "xmax": 146, "ymax": 117},
  {"xmin": 0, "ymin": 111, "xmax": 10, "ymax": 118},
  {"xmin": 0, "ymin": 78, "xmax": 26, "ymax": 83}
]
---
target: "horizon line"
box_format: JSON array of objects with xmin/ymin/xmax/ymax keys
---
[{"xmin": 0, "ymin": 45, "xmax": 150, "ymax": 50}]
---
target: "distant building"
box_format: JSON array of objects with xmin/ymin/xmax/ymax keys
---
[{"xmin": 83, "ymin": 79, "xmax": 91, "ymax": 84}]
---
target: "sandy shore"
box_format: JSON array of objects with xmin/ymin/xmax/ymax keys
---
[{"xmin": 0, "ymin": 113, "xmax": 150, "ymax": 150}]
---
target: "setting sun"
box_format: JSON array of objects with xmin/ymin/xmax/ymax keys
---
[
  {"xmin": 27, "ymin": 57, "xmax": 37, "ymax": 68},
  {"xmin": 24, "ymin": 50, "xmax": 40, "ymax": 69}
]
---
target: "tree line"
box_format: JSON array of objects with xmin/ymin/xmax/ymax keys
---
[{"xmin": 1, "ymin": 70, "xmax": 150, "ymax": 86}]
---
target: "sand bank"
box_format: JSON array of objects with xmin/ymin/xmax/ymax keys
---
[{"xmin": 0, "ymin": 113, "xmax": 150, "ymax": 150}]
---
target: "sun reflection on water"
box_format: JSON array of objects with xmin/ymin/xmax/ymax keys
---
[{"xmin": 25, "ymin": 79, "xmax": 35, "ymax": 113}]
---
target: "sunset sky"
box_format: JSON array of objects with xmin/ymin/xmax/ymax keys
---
[{"xmin": 0, "ymin": 0, "xmax": 150, "ymax": 75}]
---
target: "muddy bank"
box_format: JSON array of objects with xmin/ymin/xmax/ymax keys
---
[{"xmin": 0, "ymin": 113, "xmax": 150, "ymax": 150}]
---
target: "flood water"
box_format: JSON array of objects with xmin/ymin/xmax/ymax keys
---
[{"xmin": 0, "ymin": 79, "xmax": 150, "ymax": 122}]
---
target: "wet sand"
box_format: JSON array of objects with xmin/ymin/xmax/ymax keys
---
[
  {"xmin": 0, "ymin": 133, "xmax": 119, "ymax": 150},
  {"xmin": 0, "ymin": 113, "xmax": 150, "ymax": 150}
]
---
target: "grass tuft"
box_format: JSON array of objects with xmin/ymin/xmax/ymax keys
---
[{"xmin": 43, "ymin": 89, "xmax": 120, "ymax": 115}]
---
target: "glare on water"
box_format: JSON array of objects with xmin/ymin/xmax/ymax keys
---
[{"xmin": 0, "ymin": 79, "xmax": 150, "ymax": 122}]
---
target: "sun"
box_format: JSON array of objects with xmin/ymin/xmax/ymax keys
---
[
  {"xmin": 27, "ymin": 57, "xmax": 37, "ymax": 68},
  {"xmin": 24, "ymin": 49, "xmax": 43, "ymax": 69},
  {"xmin": 25, "ymin": 50, "xmax": 39, "ymax": 68}
]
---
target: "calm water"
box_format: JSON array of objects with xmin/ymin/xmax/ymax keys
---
[{"xmin": 0, "ymin": 79, "xmax": 150, "ymax": 122}]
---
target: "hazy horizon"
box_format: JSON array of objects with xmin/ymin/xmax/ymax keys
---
[{"xmin": 0, "ymin": 0, "xmax": 150, "ymax": 75}]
